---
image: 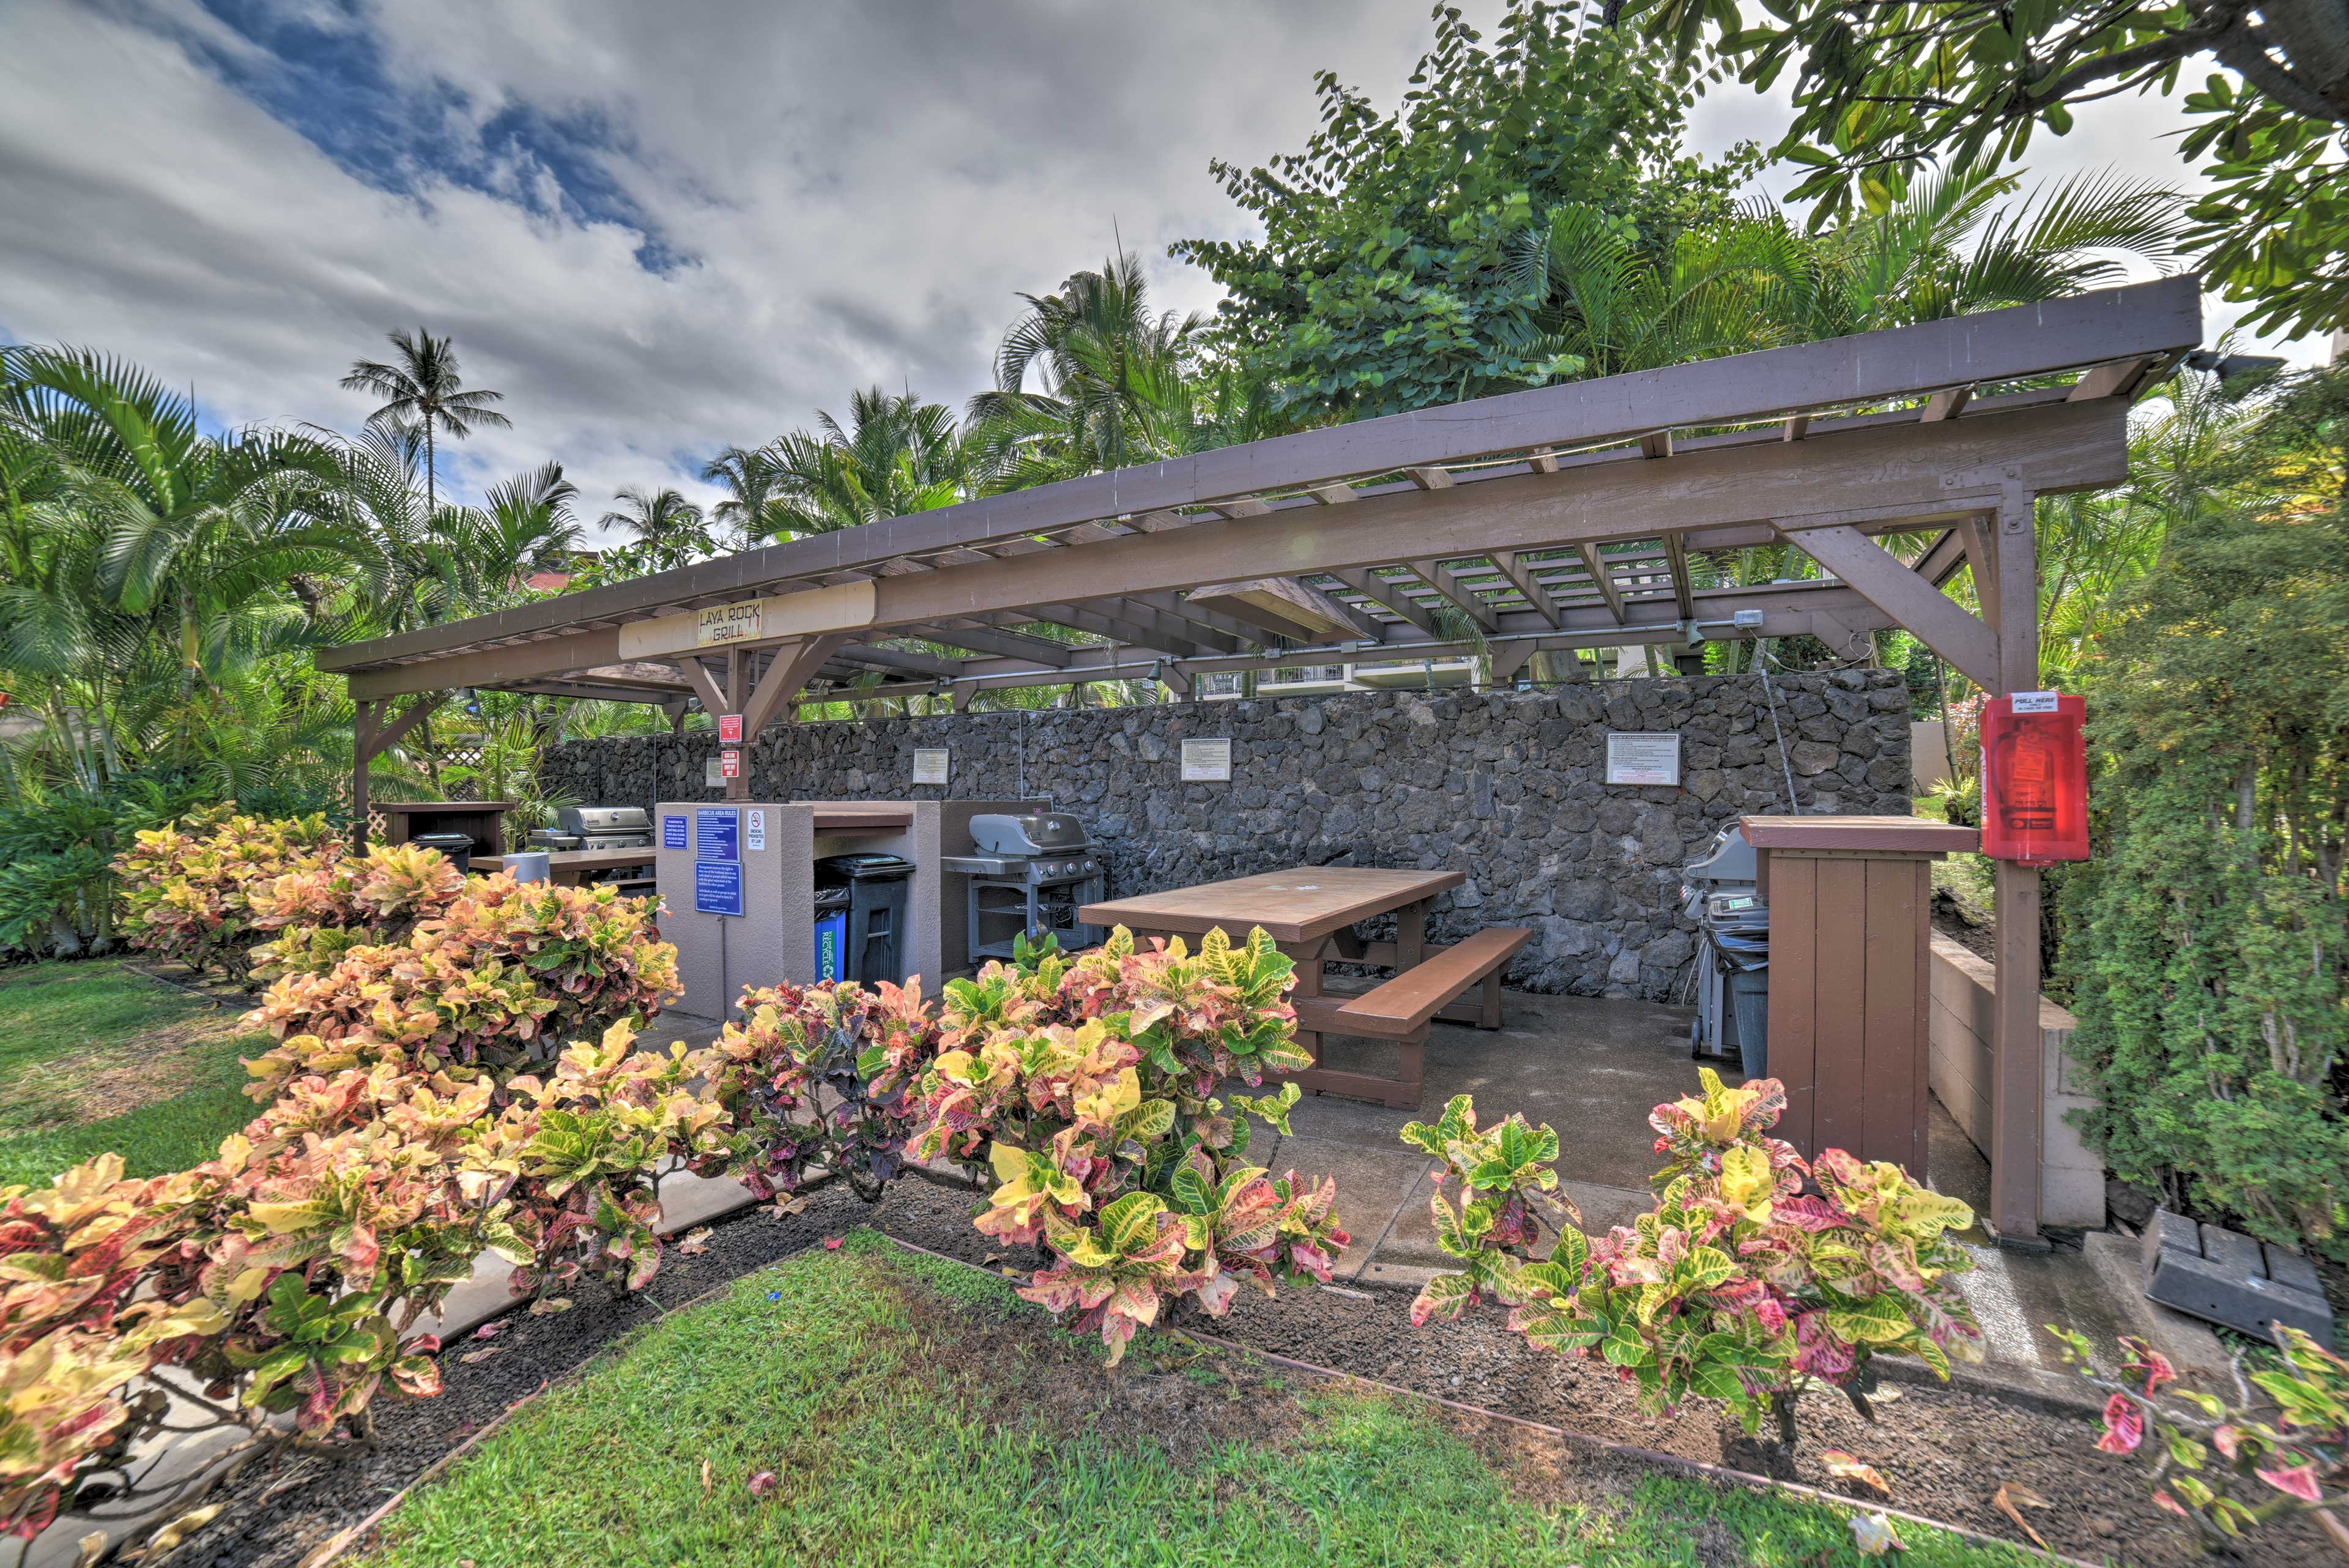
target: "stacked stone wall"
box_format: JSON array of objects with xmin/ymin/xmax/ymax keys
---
[{"xmin": 539, "ymin": 671, "xmax": 1912, "ymax": 1001}]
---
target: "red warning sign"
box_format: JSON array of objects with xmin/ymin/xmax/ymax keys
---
[
  {"xmin": 719, "ymin": 749, "xmax": 741, "ymax": 779},
  {"xmin": 717, "ymin": 713, "xmax": 743, "ymax": 745}
]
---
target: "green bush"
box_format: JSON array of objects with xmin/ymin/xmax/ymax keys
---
[{"xmin": 2062, "ymin": 414, "xmax": 2348, "ymax": 1258}]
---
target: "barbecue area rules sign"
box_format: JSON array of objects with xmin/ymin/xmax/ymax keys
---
[
  {"xmin": 1606, "ymin": 731, "xmax": 1682, "ymax": 786},
  {"xmin": 1181, "ymin": 738, "xmax": 1233, "ymax": 782},
  {"xmin": 717, "ymin": 713, "xmax": 743, "ymax": 745},
  {"xmin": 695, "ymin": 808, "xmax": 739, "ymax": 861},
  {"xmin": 911, "ymin": 747, "xmax": 949, "ymax": 785}
]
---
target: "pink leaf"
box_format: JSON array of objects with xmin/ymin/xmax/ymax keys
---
[
  {"xmin": 823, "ymin": 1236, "xmax": 842, "ymax": 1250},
  {"xmin": 2256, "ymin": 1460, "xmax": 2323, "ymax": 1503},
  {"xmin": 2213, "ymin": 1424, "xmax": 2241, "ymax": 1461},
  {"xmin": 472, "ymin": 1321, "xmax": 503, "ymax": 1340},
  {"xmin": 2151, "ymin": 1490, "xmax": 2189, "ymax": 1518},
  {"xmin": 2095, "ymin": 1392, "xmax": 2143, "ymax": 1455},
  {"xmin": 748, "ymin": 1470, "xmax": 779, "ymax": 1497}
]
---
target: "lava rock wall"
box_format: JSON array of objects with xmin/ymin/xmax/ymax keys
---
[{"xmin": 539, "ymin": 671, "xmax": 1913, "ymax": 1001}]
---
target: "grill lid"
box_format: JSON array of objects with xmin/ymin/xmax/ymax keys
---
[
  {"xmin": 969, "ymin": 812, "xmax": 1090, "ymax": 856},
  {"xmin": 557, "ymin": 806, "xmax": 651, "ymax": 834}
]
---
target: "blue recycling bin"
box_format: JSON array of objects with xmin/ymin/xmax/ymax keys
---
[{"xmin": 814, "ymin": 887, "xmax": 850, "ymax": 982}]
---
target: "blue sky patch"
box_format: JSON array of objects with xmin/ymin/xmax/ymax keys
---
[{"xmin": 160, "ymin": 0, "xmax": 687, "ymax": 273}]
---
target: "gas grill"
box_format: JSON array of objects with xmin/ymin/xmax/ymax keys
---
[
  {"xmin": 1680, "ymin": 823, "xmax": 1770, "ymax": 1075},
  {"xmin": 527, "ymin": 805, "xmax": 656, "ymax": 854},
  {"xmin": 943, "ymin": 812, "xmax": 1108, "ymax": 958}
]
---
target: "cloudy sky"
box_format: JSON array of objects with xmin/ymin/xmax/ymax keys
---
[{"xmin": 0, "ymin": 0, "xmax": 2322, "ymax": 544}]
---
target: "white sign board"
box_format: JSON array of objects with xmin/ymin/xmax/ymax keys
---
[
  {"xmin": 1181, "ymin": 737, "xmax": 1233, "ymax": 782},
  {"xmin": 1605, "ymin": 731, "xmax": 1682, "ymax": 787},
  {"xmin": 703, "ymin": 757, "xmax": 725, "ymax": 789},
  {"xmin": 2011, "ymin": 690, "xmax": 2060, "ymax": 713},
  {"xmin": 911, "ymin": 747, "xmax": 949, "ymax": 785},
  {"xmin": 747, "ymin": 808, "xmax": 766, "ymax": 852},
  {"xmin": 695, "ymin": 599, "xmax": 763, "ymax": 648}
]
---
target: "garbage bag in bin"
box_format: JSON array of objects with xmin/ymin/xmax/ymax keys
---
[
  {"xmin": 410, "ymin": 832, "xmax": 476, "ymax": 874},
  {"xmin": 815, "ymin": 854, "xmax": 913, "ymax": 985},
  {"xmin": 813, "ymin": 886, "xmax": 851, "ymax": 983}
]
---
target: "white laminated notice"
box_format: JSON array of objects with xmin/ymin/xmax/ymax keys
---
[
  {"xmin": 1181, "ymin": 738, "xmax": 1233, "ymax": 782},
  {"xmin": 747, "ymin": 809, "xmax": 766, "ymax": 852},
  {"xmin": 2011, "ymin": 691, "xmax": 2060, "ymax": 713},
  {"xmin": 911, "ymin": 748, "xmax": 949, "ymax": 785},
  {"xmin": 1605, "ymin": 731, "xmax": 1682, "ymax": 786}
]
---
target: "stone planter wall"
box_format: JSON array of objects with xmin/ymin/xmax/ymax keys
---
[{"xmin": 540, "ymin": 671, "xmax": 1913, "ymax": 1002}]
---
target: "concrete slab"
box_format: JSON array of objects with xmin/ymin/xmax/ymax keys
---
[
  {"xmin": 2084, "ymin": 1231, "xmax": 2235, "ymax": 1384},
  {"xmin": 1291, "ymin": 990, "xmax": 1705, "ymax": 1191},
  {"xmin": 1263, "ymin": 1134, "xmax": 1436, "ymax": 1283}
]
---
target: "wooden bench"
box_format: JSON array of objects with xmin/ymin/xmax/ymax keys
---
[{"xmin": 1290, "ymin": 926, "xmax": 1534, "ymax": 1107}]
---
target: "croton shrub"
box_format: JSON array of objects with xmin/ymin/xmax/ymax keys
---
[
  {"xmin": 115, "ymin": 809, "xmax": 349, "ymax": 979},
  {"xmin": 904, "ymin": 929, "xmax": 1349, "ymax": 1363},
  {"xmin": 116, "ymin": 811, "xmax": 472, "ymax": 986},
  {"xmin": 1408, "ymin": 1070, "xmax": 1983, "ymax": 1446},
  {"xmin": 243, "ymin": 875, "xmax": 681, "ymax": 1097},
  {"xmin": 2052, "ymin": 1323, "xmax": 2349, "ymax": 1551},
  {"xmin": 693, "ymin": 978, "xmax": 941, "ymax": 1203}
]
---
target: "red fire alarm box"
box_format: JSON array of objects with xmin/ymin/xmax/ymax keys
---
[
  {"xmin": 1979, "ymin": 691, "xmax": 2088, "ymax": 864},
  {"xmin": 719, "ymin": 749, "xmax": 741, "ymax": 779}
]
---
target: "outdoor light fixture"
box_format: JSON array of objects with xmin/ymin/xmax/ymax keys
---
[{"xmin": 1978, "ymin": 692, "xmax": 2089, "ymax": 864}]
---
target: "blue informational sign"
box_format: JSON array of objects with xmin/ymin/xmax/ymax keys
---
[
  {"xmin": 694, "ymin": 860, "xmax": 744, "ymax": 918},
  {"xmin": 661, "ymin": 814, "xmax": 687, "ymax": 849},
  {"xmin": 694, "ymin": 807, "xmax": 738, "ymax": 862}
]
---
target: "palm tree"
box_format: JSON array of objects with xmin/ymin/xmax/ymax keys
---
[
  {"xmin": 699, "ymin": 445, "xmax": 787, "ymax": 549},
  {"xmin": 1507, "ymin": 162, "xmax": 2186, "ymax": 385},
  {"xmin": 965, "ymin": 253, "xmax": 1203, "ymax": 491},
  {"xmin": 768, "ymin": 388, "xmax": 966, "ymax": 535},
  {"xmin": 340, "ymin": 328, "xmax": 511, "ymax": 513},
  {"xmin": 598, "ymin": 486, "xmax": 711, "ymax": 568}
]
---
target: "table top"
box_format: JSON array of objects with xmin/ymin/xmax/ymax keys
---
[
  {"xmin": 1739, "ymin": 814, "xmax": 1978, "ymax": 855},
  {"xmin": 490, "ymin": 847, "xmax": 655, "ymax": 871},
  {"xmin": 1080, "ymin": 866, "xmax": 1463, "ymax": 945},
  {"xmin": 382, "ymin": 800, "xmax": 517, "ymax": 814},
  {"xmin": 807, "ymin": 803, "xmax": 914, "ymax": 831}
]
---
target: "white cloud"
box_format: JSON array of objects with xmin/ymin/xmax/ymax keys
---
[{"xmin": 0, "ymin": 0, "xmax": 2322, "ymax": 549}]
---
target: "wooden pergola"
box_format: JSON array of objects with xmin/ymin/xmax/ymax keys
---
[{"xmin": 318, "ymin": 275, "xmax": 2204, "ymax": 1242}]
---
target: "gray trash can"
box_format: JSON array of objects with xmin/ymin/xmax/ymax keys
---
[
  {"xmin": 409, "ymin": 831, "xmax": 475, "ymax": 875},
  {"xmin": 1727, "ymin": 967, "xmax": 1770, "ymax": 1082},
  {"xmin": 815, "ymin": 854, "xmax": 913, "ymax": 986}
]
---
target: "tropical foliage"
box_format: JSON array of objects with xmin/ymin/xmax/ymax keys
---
[
  {"xmin": 1615, "ymin": 0, "xmax": 2348, "ymax": 339},
  {"xmin": 2059, "ymin": 359, "xmax": 2349, "ymax": 1260},
  {"xmin": 2049, "ymin": 1323, "xmax": 2349, "ymax": 1552},
  {"xmin": 904, "ymin": 929, "xmax": 1348, "ymax": 1363},
  {"xmin": 1409, "ymin": 1074, "xmax": 1981, "ymax": 1447}
]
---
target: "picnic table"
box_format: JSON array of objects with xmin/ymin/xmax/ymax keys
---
[
  {"xmin": 483, "ymin": 848, "xmax": 655, "ymax": 890},
  {"xmin": 1080, "ymin": 867, "xmax": 1529, "ymax": 1109}
]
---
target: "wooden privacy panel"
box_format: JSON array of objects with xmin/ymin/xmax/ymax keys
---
[{"xmin": 1759, "ymin": 847, "xmax": 1936, "ymax": 1176}]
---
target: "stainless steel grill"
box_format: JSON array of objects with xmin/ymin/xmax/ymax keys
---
[
  {"xmin": 944, "ymin": 812, "xmax": 1107, "ymax": 959},
  {"xmin": 529, "ymin": 805, "xmax": 655, "ymax": 854}
]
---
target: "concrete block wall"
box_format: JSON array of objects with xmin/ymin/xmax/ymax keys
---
[
  {"xmin": 544, "ymin": 674, "xmax": 1915, "ymax": 1005},
  {"xmin": 1928, "ymin": 933, "xmax": 2104, "ymax": 1227}
]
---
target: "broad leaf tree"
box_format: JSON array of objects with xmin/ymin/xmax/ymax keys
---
[
  {"xmin": 1617, "ymin": 0, "xmax": 2349, "ymax": 338},
  {"xmin": 1174, "ymin": 0, "xmax": 1759, "ymax": 416}
]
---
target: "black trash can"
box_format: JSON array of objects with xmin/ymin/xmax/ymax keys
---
[
  {"xmin": 409, "ymin": 831, "xmax": 477, "ymax": 875},
  {"xmin": 815, "ymin": 853, "xmax": 914, "ymax": 986}
]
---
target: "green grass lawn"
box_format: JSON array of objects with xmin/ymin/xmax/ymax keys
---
[
  {"xmin": 366, "ymin": 1233, "xmax": 2036, "ymax": 1568},
  {"xmin": 0, "ymin": 959, "xmax": 265, "ymax": 1188}
]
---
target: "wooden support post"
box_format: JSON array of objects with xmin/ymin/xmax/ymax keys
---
[
  {"xmin": 1988, "ymin": 490, "xmax": 2045, "ymax": 1245},
  {"xmin": 352, "ymin": 699, "xmax": 378, "ymax": 849}
]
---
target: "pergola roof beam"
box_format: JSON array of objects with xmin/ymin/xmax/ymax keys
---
[{"xmin": 318, "ymin": 278, "xmax": 2194, "ymax": 678}]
